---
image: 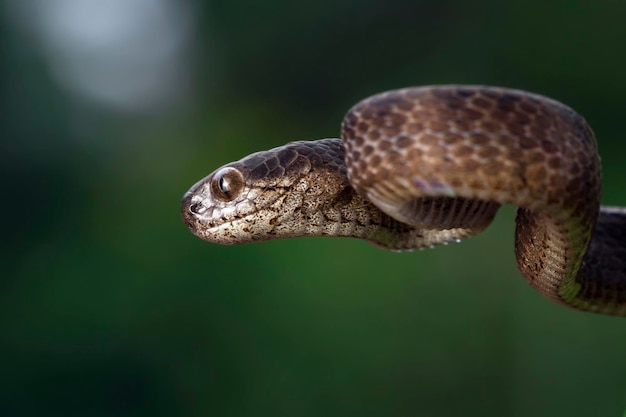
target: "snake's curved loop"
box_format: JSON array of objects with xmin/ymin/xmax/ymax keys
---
[{"xmin": 182, "ymin": 86, "xmax": 626, "ymax": 316}]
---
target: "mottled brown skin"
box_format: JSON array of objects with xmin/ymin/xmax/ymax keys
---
[{"xmin": 182, "ymin": 85, "xmax": 626, "ymax": 316}]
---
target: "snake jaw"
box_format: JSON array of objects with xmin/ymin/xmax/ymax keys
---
[{"xmin": 181, "ymin": 178, "xmax": 316, "ymax": 245}]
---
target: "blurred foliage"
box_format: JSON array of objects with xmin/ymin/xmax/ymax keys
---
[{"xmin": 2, "ymin": 0, "xmax": 626, "ymax": 416}]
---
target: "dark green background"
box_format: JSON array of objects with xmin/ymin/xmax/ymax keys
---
[{"xmin": 2, "ymin": 1, "xmax": 626, "ymax": 416}]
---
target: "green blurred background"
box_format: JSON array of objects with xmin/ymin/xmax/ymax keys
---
[{"xmin": 2, "ymin": 1, "xmax": 626, "ymax": 416}]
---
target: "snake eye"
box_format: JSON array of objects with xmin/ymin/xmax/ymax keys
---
[{"xmin": 211, "ymin": 167, "xmax": 244, "ymax": 201}]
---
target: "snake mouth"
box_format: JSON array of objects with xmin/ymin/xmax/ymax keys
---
[{"xmin": 181, "ymin": 190, "xmax": 269, "ymax": 244}]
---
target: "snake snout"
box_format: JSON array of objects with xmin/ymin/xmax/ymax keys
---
[{"xmin": 180, "ymin": 192, "xmax": 205, "ymax": 232}]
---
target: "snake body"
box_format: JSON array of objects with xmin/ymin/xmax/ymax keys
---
[{"xmin": 182, "ymin": 86, "xmax": 626, "ymax": 316}]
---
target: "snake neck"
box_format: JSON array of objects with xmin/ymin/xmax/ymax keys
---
[
  {"xmin": 250, "ymin": 178, "xmax": 499, "ymax": 251},
  {"xmin": 294, "ymin": 185, "xmax": 424, "ymax": 251},
  {"xmin": 239, "ymin": 167, "xmax": 431, "ymax": 250}
]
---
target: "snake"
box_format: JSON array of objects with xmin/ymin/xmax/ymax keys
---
[{"xmin": 181, "ymin": 85, "xmax": 626, "ymax": 316}]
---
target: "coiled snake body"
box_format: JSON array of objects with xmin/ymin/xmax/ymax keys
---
[{"xmin": 182, "ymin": 86, "xmax": 626, "ymax": 316}]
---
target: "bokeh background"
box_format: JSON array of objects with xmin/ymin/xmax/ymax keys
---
[{"xmin": 2, "ymin": 1, "xmax": 626, "ymax": 416}]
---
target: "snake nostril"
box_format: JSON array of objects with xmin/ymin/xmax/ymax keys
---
[{"xmin": 189, "ymin": 202, "xmax": 207, "ymax": 215}]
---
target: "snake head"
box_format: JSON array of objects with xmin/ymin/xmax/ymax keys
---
[{"xmin": 181, "ymin": 139, "xmax": 353, "ymax": 245}]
